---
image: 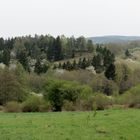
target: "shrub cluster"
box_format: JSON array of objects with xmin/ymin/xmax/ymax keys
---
[
  {"xmin": 5, "ymin": 101, "xmax": 21, "ymax": 113},
  {"xmin": 117, "ymin": 84, "xmax": 140, "ymax": 108},
  {"xmin": 93, "ymin": 93, "xmax": 114, "ymax": 110},
  {"xmin": 4, "ymin": 96, "xmax": 51, "ymax": 113},
  {"xmin": 22, "ymin": 96, "xmax": 50, "ymax": 112},
  {"xmin": 43, "ymin": 78, "xmax": 93, "ymax": 111}
]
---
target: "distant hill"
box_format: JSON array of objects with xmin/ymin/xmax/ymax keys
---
[{"xmin": 88, "ymin": 35, "xmax": 140, "ymax": 44}]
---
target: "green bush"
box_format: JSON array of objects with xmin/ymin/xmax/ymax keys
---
[
  {"xmin": 115, "ymin": 63, "xmax": 132, "ymax": 93},
  {"xmin": 0, "ymin": 106, "xmax": 4, "ymax": 112},
  {"xmin": 62, "ymin": 100, "xmax": 75, "ymax": 111},
  {"xmin": 62, "ymin": 99, "xmax": 94, "ymax": 111},
  {"xmin": 102, "ymin": 79, "xmax": 119, "ymax": 96},
  {"xmin": 94, "ymin": 93, "xmax": 114, "ymax": 110},
  {"xmin": 0, "ymin": 67, "xmax": 28, "ymax": 105},
  {"xmin": 4, "ymin": 101, "xmax": 22, "ymax": 112},
  {"xmin": 90, "ymin": 75, "xmax": 119, "ymax": 95},
  {"xmin": 76, "ymin": 99, "xmax": 94, "ymax": 111},
  {"xmin": 22, "ymin": 95, "xmax": 49, "ymax": 112},
  {"xmin": 40, "ymin": 101, "xmax": 52, "ymax": 112},
  {"xmin": 43, "ymin": 79, "xmax": 64, "ymax": 111},
  {"xmin": 43, "ymin": 78, "xmax": 93, "ymax": 111},
  {"xmin": 118, "ymin": 85, "xmax": 140, "ymax": 108}
]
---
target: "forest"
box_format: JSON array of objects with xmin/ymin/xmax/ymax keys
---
[{"xmin": 0, "ymin": 34, "xmax": 140, "ymax": 112}]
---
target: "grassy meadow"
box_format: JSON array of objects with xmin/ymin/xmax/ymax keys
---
[{"xmin": 0, "ymin": 109, "xmax": 140, "ymax": 140}]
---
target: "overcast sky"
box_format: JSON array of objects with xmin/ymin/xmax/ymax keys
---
[{"xmin": 0, "ymin": 0, "xmax": 140, "ymax": 38}]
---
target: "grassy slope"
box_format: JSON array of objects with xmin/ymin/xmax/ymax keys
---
[
  {"xmin": 54, "ymin": 49, "xmax": 140, "ymax": 71},
  {"xmin": 0, "ymin": 109, "xmax": 140, "ymax": 140}
]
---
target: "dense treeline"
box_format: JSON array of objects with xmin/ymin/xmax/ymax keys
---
[{"xmin": 0, "ymin": 35, "xmax": 94, "ymax": 74}]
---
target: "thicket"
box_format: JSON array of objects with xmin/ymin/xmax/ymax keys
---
[{"xmin": 0, "ymin": 61, "xmax": 140, "ymax": 112}]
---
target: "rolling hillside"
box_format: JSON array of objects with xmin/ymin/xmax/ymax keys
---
[{"xmin": 89, "ymin": 35, "xmax": 140, "ymax": 44}]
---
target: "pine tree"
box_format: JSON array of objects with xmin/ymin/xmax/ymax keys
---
[
  {"xmin": 71, "ymin": 50, "xmax": 75, "ymax": 58},
  {"xmin": 87, "ymin": 58, "xmax": 91, "ymax": 67},
  {"xmin": 42, "ymin": 61, "xmax": 49, "ymax": 73},
  {"xmin": 47, "ymin": 45, "xmax": 55, "ymax": 61},
  {"xmin": 92, "ymin": 54, "xmax": 103, "ymax": 73},
  {"xmin": 62, "ymin": 62, "xmax": 66, "ymax": 69},
  {"xmin": 17, "ymin": 49, "xmax": 30, "ymax": 72},
  {"xmin": 2, "ymin": 49, "xmax": 10, "ymax": 66},
  {"xmin": 105, "ymin": 63, "xmax": 116, "ymax": 80},
  {"xmin": 81, "ymin": 57, "xmax": 87, "ymax": 69},
  {"xmin": 72, "ymin": 60, "xmax": 77, "ymax": 70},
  {"xmin": 78, "ymin": 58, "xmax": 82, "ymax": 69},
  {"xmin": 96, "ymin": 44, "xmax": 102, "ymax": 53},
  {"xmin": 66, "ymin": 61, "xmax": 72, "ymax": 70},
  {"xmin": 53, "ymin": 64, "xmax": 57, "ymax": 69},
  {"xmin": 125, "ymin": 49, "xmax": 131, "ymax": 58},
  {"xmin": 34, "ymin": 58, "xmax": 42, "ymax": 75},
  {"xmin": 103, "ymin": 50, "xmax": 115, "ymax": 68},
  {"xmin": 54, "ymin": 36, "xmax": 63, "ymax": 61},
  {"xmin": 58, "ymin": 63, "xmax": 62, "ymax": 69}
]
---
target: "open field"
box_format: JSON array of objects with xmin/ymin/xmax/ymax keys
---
[{"xmin": 0, "ymin": 109, "xmax": 140, "ymax": 140}]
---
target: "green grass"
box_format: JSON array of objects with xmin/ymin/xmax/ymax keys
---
[{"xmin": 0, "ymin": 109, "xmax": 140, "ymax": 140}]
